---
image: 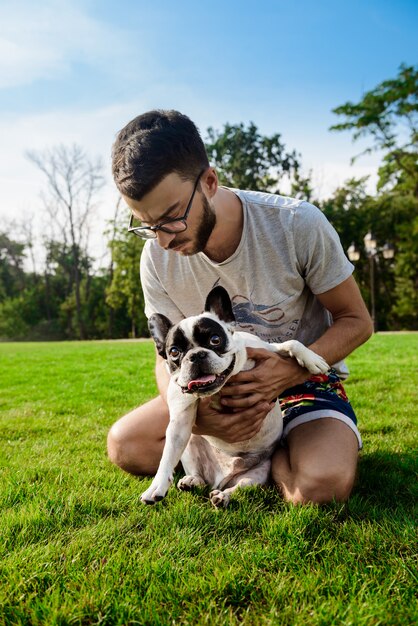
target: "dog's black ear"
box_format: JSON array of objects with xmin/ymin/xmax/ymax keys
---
[
  {"xmin": 148, "ymin": 314, "xmax": 173, "ymax": 358},
  {"xmin": 204, "ymin": 286, "xmax": 235, "ymax": 323}
]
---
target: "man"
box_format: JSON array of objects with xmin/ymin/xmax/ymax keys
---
[{"xmin": 107, "ymin": 110, "xmax": 373, "ymax": 505}]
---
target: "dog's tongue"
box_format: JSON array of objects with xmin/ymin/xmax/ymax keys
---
[{"xmin": 187, "ymin": 374, "xmax": 216, "ymax": 390}]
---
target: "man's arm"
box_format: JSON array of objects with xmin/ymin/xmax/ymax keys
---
[
  {"xmin": 306, "ymin": 275, "xmax": 373, "ymax": 364},
  {"xmin": 155, "ymin": 351, "xmax": 171, "ymax": 403},
  {"xmin": 219, "ymin": 276, "xmax": 373, "ymax": 409}
]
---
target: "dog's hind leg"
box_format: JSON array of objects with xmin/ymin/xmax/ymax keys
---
[
  {"xmin": 177, "ymin": 475, "xmax": 206, "ymax": 490},
  {"xmin": 178, "ymin": 434, "xmax": 222, "ymax": 491},
  {"xmin": 210, "ymin": 458, "xmax": 271, "ymax": 509}
]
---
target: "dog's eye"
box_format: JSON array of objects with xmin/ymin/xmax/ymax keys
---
[
  {"xmin": 169, "ymin": 346, "xmax": 181, "ymax": 358},
  {"xmin": 209, "ymin": 334, "xmax": 221, "ymax": 346}
]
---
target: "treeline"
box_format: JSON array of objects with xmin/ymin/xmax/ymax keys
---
[{"xmin": 1, "ymin": 65, "xmax": 417, "ymax": 340}]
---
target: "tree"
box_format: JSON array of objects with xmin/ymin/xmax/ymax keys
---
[
  {"xmin": 106, "ymin": 210, "xmax": 147, "ymax": 338},
  {"xmin": 0, "ymin": 232, "xmax": 26, "ymax": 300},
  {"xmin": 321, "ymin": 178, "xmax": 418, "ymax": 330},
  {"xmin": 385, "ymin": 197, "xmax": 418, "ymax": 328},
  {"xmin": 330, "ymin": 64, "xmax": 418, "ymax": 197},
  {"xmin": 104, "ymin": 197, "xmax": 122, "ymax": 338},
  {"xmin": 27, "ymin": 144, "xmax": 104, "ymax": 338},
  {"xmin": 205, "ymin": 122, "xmax": 299, "ymax": 192},
  {"xmin": 290, "ymin": 169, "xmax": 316, "ymax": 204},
  {"xmin": 43, "ymin": 239, "xmax": 93, "ymax": 338},
  {"xmin": 330, "ymin": 65, "xmax": 418, "ymax": 329}
]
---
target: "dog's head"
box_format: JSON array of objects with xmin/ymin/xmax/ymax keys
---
[{"xmin": 148, "ymin": 286, "xmax": 243, "ymax": 396}]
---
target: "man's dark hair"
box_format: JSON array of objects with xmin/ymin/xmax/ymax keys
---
[{"xmin": 112, "ymin": 110, "xmax": 209, "ymax": 200}]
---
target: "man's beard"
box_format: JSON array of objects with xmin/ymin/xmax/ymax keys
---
[
  {"xmin": 193, "ymin": 195, "xmax": 217, "ymax": 253},
  {"xmin": 169, "ymin": 195, "xmax": 216, "ymax": 255}
]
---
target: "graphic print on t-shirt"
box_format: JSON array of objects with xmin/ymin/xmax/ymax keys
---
[{"xmin": 231, "ymin": 293, "xmax": 300, "ymax": 342}]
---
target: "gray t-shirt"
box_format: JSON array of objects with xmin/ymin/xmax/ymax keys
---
[{"xmin": 140, "ymin": 189, "xmax": 354, "ymax": 377}]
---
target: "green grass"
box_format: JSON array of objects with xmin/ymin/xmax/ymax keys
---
[{"xmin": 0, "ymin": 335, "xmax": 417, "ymax": 625}]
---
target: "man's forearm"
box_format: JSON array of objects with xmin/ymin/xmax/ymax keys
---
[
  {"xmin": 308, "ymin": 314, "xmax": 373, "ymax": 367},
  {"xmin": 155, "ymin": 356, "xmax": 170, "ymax": 403},
  {"xmin": 308, "ymin": 276, "xmax": 374, "ymax": 367},
  {"xmin": 241, "ymin": 312, "xmax": 372, "ymax": 406}
]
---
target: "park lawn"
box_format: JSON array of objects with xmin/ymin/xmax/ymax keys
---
[{"xmin": 0, "ymin": 334, "xmax": 417, "ymax": 625}]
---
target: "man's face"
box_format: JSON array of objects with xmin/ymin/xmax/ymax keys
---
[{"xmin": 123, "ymin": 172, "xmax": 216, "ymax": 255}]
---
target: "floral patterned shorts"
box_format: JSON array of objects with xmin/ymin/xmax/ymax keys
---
[{"xmin": 279, "ymin": 369, "xmax": 362, "ymax": 449}]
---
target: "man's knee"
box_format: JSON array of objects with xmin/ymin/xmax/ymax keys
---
[
  {"xmin": 287, "ymin": 466, "xmax": 355, "ymax": 505},
  {"xmin": 107, "ymin": 422, "xmax": 127, "ymax": 469},
  {"xmin": 107, "ymin": 420, "xmax": 152, "ymax": 476},
  {"xmin": 273, "ymin": 419, "xmax": 359, "ymax": 505},
  {"xmin": 106, "ymin": 399, "xmax": 168, "ymax": 476}
]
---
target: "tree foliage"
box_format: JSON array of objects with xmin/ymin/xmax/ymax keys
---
[
  {"xmin": 27, "ymin": 145, "xmax": 104, "ymax": 338},
  {"xmin": 330, "ymin": 64, "xmax": 418, "ymax": 196},
  {"xmin": 321, "ymin": 180, "xmax": 418, "ymax": 330},
  {"xmin": 106, "ymin": 215, "xmax": 147, "ymax": 339},
  {"xmin": 329, "ymin": 63, "xmax": 418, "ymax": 329},
  {"xmin": 205, "ymin": 122, "xmax": 299, "ymax": 191},
  {"xmin": 0, "ymin": 233, "xmax": 26, "ymax": 299}
]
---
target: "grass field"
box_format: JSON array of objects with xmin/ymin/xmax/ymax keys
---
[{"xmin": 0, "ymin": 334, "xmax": 417, "ymax": 625}]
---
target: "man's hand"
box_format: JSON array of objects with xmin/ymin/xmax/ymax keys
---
[
  {"xmin": 193, "ymin": 396, "xmax": 275, "ymax": 443},
  {"xmin": 218, "ymin": 347, "xmax": 309, "ymax": 410},
  {"xmin": 192, "ymin": 347, "xmax": 308, "ymax": 443}
]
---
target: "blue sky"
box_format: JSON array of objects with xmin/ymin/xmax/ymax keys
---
[{"xmin": 1, "ymin": 0, "xmax": 417, "ymax": 260}]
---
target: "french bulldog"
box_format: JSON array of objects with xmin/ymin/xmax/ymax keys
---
[{"xmin": 141, "ymin": 286, "xmax": 329, "ymax": 508}]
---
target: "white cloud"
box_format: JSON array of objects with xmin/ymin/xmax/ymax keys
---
[
  {"xmin": 0, "ymin": 0, "xmax": 131, "ymax": 89},
  {"xmin": 309, "ymin": 161, "xmax": 379, "ymax": 199}
]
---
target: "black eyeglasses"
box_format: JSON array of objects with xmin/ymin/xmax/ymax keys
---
[{"xmin": 128, "ymin": 170, "xmax": 205, "ymax": 239}]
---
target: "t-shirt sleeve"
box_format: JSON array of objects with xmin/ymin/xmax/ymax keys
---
[
  {"xmin": 140, "ymin": 243, "xmax": 184, "ymax": 322},
  {"xmin": 293, "ymin": 202, "xmax": 354, "ymax": 295}
]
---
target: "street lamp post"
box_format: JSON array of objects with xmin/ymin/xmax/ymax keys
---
[
  {"xmin": 347, "ymin": 233, "xmax": 395, "ymax": 332},
  {"xmin": 363, "ymin": 232, "xmax": 378, "ymax": 331}
]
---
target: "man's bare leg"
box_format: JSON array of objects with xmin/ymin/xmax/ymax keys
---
[
  {"xmin": 107, "ymin": 396, "xmax": 169, "ymax": 476},
  {"xmin": 108, "ymin": 405, "xmax": 359, "ymax": 505},
  {"xmin": 271, "ymin": 418, "xmax": 359, "ymax": 504}
]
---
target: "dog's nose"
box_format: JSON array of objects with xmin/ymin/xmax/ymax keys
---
[{"xmin": 189, "ymin": 351, "xmax": 207, "ymax": 362}]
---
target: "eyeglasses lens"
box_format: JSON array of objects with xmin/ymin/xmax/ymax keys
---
[{"xmin": 132, "ymin": 220, "xmax": 187, "ymax": 239}]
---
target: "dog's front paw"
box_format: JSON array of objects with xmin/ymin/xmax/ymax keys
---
[
  {"xmin": 294, "ymin": 351, "xmax": 329, "ymax": 375},
  {"xmin": 210, "ymin": 489, "xmax": 230, "ymax": 509},
  {"xmin": 177, "ymin": 475, "xmax": 206, "ymax": 491},
  {"xmin": 140, "ymin": 477, "xmax": 172, "ymax": 505}
]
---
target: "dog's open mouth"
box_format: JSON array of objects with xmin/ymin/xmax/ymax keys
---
[{"xmin": 182, "ymin": 356, "xmax": 235, "ymax": 394}]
